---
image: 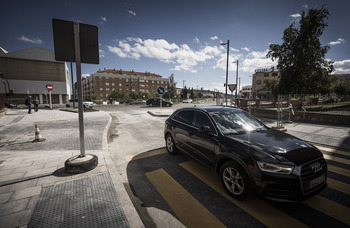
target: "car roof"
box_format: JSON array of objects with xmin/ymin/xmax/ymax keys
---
[{"xmin": 175, "ymin": 106, "xmax": 242, "ymax": 113}]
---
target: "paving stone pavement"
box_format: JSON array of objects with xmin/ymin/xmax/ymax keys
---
[{"xmin": 0, "ymin": 108, "xmax": 144, "ymax": 228}]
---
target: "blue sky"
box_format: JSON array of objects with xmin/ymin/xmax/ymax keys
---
[{"xmin": 1, "ymin": 0, "xmax": 349, "ymax": 92}]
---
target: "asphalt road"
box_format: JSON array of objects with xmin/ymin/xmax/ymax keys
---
[{"xmin": 96, "ymin": 103, "xmax": 350, "ymax": 228}]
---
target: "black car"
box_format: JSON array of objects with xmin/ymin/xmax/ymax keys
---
[
  {"xmin": 164, "ymin": 106, "xmax": 327, "ymax": 202},
  {"xmin": 146, "ymin": 98, "xmax": 173, "ymax": 107}
]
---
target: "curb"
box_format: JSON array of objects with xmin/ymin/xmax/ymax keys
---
[{"xmin": 147, "ymin": 111, "xmax": 171, "ymax": 117}]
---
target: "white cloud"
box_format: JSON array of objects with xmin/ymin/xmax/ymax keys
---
[
  {"xmin": 333, "ymin": 60, "xmax": 350, "ymax": 74},
  {"xmin": 99, "ymin": 16, "xmax": 107, "ymax": 24},
  {"xmin": 17, "ymin": 36, "xmax": 43, "ymax": 44},
  {"xmin": 99, "ymin": 49, "xmax": 106, "ymax": 58},
  {"xmin": 240, "ymin": 58, "xmax": 275, "ymax": 73},
  {"xmin": 107, "ymin": 37, "xmax": 223, "ymax": 73},
  {"xmin": 210, "ymin": 36, "xmax": 219, "ymax": 40},
  {"xmin": 290, "ymin": 13, "xmax": 301, "ymax": 18},
  {"xmin": 302, "ymin": 4, "xmax": 308, "ymax": 9},
  {"xmin": 329, "ymin": 38, "xmax": 345, "ymax": 46},
  {"xmin": 127, "ymin": 10, "xmax": 137, "ymax": 16},
  {"xmin": 248, "ymin": 50, "xmax": 268, "ymax": 58},
  {"xmin": 230, "ymin": 47, "xmax": 239, "ymax": 52},
  {"xmin": 194, "ymin": 37, "xmax": 200, "ymax": 43},
  {"xmin": 241, "ymin": 47, "xmax": 250, "ymax": 52}
]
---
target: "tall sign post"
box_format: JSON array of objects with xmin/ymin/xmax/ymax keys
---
[
  {"xmin": 157, "ymin": 86, "xmax": 165, "ymax": 111},
  {"xmin": 46, "ymin": 84, "xmax": 53, "ymax": 109},
  {"xmin": 53, "ymin": 18, "xmax": 99, "ymax": 173}
]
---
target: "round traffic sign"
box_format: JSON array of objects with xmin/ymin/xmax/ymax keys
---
[
  {"xmin": 46, "ymin": 84, "xmax": 53, "ymax": 91},
  {"xmin": 157, "ymin": 86, "xmax": 165, "ymax": 95}
]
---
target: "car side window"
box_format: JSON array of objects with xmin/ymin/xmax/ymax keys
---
[
  {"xmin": 173, "ymin": 110, "xmax": 194, "ymax": 126},
  {"xmin": 193, "ymin": 112, "xmax": 214, "ymax": 130}
]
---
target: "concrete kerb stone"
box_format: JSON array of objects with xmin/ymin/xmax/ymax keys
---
[
  {"xmin": 147, "ymin": 110, "xmax": 172, "ymax": 117},
  {"xmin": 100, "ymin": 111, "xmax": 145, "ymax": 227}
]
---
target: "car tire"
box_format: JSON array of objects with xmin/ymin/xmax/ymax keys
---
[
  {"xmin": 165, "ymin": 134, "xmax": 177, "ymax": 155},
  {"xmin": 66, "ymin": 104, "xmax": 70, "ymax": 107},
  {"xmin": 220, "ymin": 161, "xmax": 251, "ymax": 200},
  {"xmin": 149, "ymin": 103, "xmax": 153, "ymax": 107}
]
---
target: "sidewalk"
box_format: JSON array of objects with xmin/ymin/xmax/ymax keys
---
[{"xmin": 0, "ymin": 108, "xmax": 144, "ymax": 228}]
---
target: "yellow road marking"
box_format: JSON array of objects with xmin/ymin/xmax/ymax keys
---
[
  {"xmin": 316, "ymin": 146, "xmax": 350, "ymax": 157},
  {"xmin": 327, "ymin": 178, "xmax": 350, "ymax": 195},
  {"xmin": 125, "ymin": 148, "xmax": 166, "ymax": 161},
  {"xmin": 304, "ymin": 195, "xmax": 350, "ymax": 226},
  {"xmin": 323, "ymin": 154, "xmax": 350, "ymax": 165},
  {"xmin": 180, "ymin": 161, "xmax": 307, "ymax": 228},
  {"xmin": 328, "ymin": 165, "xmax": 350, "ymax": 177},
  {"xmin": 145, "ymin": 168, "xmax": 226, "ymax": 228}
]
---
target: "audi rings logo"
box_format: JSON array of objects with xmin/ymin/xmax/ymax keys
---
[{"xmin": 310, "ymin": 162, "xmax": 322, "ymax": 173}]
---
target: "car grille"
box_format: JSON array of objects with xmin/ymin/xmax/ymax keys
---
[{"xmin": 300, "ymin": 158, "xmax": 327, "ymax": 193}]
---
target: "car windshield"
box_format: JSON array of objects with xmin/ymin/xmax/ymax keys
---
[{"xmin": 209, "ymin": 109, "xmax": 267, "ymax": 135}]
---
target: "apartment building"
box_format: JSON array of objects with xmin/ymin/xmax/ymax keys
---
[
  {"xmin": 82, "ymin": 69, "xmax": 169, "ymax": 100},
  {"xmin": 251, "ymin": 68, "xmax": 279, "ymax": 100}
]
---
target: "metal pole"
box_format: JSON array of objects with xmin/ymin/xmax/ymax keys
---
[
  {"xmin": 70, "ymin": 62, "xmax": 76, "ymax": 108},
  {"xmin": 225, "ymin": 40, "xmax": 229, "ymax": 104},
  {"xmin": 235, "ymin": 60, "xmax": 238, "ymax": 99},
  {"xmin": 49, "ymin": 90, "xmax": 52, "ymax": 110},
  {"xmin": 74, "ymin": 22, "xmax": 86, "ymax": 156}
]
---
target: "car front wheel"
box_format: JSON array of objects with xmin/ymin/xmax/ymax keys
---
[
  {"xmin": 220, "ymin": 161, "xmax": 251, "ymax": 200},
  {"xmin": 165, "ymin": 134, "xmax": 177, "ymax": 154}
]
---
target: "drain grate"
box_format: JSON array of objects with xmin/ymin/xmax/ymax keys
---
[{"xmin": 28, "ymin": 173, "xmax": 129, "ymax": 228}]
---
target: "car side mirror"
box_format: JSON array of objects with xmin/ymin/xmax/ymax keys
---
[{"xmin": 199, "ymin": 126, "xmax": 211, "ymax": 133}]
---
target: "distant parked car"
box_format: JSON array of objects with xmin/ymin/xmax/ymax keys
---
[
  {"xmin": 183, "ymin": 99, "xmax": 193, "ymax": 103},
  {"xmin": 146, "ymin": 98, "xmax": 173, "ymax": 107},
  {"xmin": 65, "ymin": 99, "xmax": 94, "ymax": 108},
  {"xmin": 129, "ymin": 99, "xmax": 146, "ymax": 105}
]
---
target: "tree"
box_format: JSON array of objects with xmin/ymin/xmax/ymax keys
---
[
  {"xmin": 333, "ymin": 81, "xmax": 350, "ymax": 99},
  {"xmin": 168, "ymin": 74, "xmax": 177, "ymax": 99},
  {"xmin": 108, "ymin": 90, "xmax": 124, "ymax": 101},
  {"xmin": 267, "ymin": 6, "xmax": 334, "ymax": 96},
  {"xmin": 182, "ymin": 86, "xmax": 188, "ymax": 99},
  {"xmin": 264, "ymin": 79, "xmax": 279, "ymax": 100}
]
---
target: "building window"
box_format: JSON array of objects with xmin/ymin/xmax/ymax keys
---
[
  {"xmin": 106, "ymin": 88, "xmax": 110, "ymax": 91},
  {"xmin": 100, "ymin": 88, "xmax": 103, "ymax": 91},
  {"xmin": 119, "ymin": 83, "xmax": 122, "ymax": 86},
  {"xmin": 112, "ymin": 83, "xmax": 115, "ymax": 86},
  {"xmin": 106, "ymin": 82, "xmax": 109, "ymax": 86}
]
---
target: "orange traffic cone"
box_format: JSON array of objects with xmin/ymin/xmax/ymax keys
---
[{"xmin": 33, "ymin": 124, "xmax": 46, "ymax": 142}]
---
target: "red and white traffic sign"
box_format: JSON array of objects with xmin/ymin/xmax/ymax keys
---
[{"xmin": 46, "ymin": 84, "xmax": 53, "ymax": 91}]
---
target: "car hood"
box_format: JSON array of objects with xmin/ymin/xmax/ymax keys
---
[{"xmin": 226, "ymin": 129, "xmax": 322, "ymax": 165}]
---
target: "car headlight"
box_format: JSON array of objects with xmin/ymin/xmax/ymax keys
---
[{"xmin": 257, "ymin": 161, "xmax": 294, "ymax": 174}]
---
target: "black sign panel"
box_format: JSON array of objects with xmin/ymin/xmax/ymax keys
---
[{"xmin": 52, "ymin": 18, "xmax": 99, "ymax": 64}]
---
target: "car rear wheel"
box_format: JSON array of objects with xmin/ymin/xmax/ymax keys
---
[
  {"xmin": 165, "ymin": 134, "xmax": 177, "ymax": 154},
  {"xmin": 220, "ymin": 161, "xmax": 251, "ymax": 200}
]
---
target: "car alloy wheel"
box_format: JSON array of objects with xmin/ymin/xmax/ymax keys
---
[
  {"xmin": 165, "ymin": 134, "xmax": 177, "ymax": 154},
  {"xmin": 220, "ymin": 161, "xmax": 251, "ymax": 200}
]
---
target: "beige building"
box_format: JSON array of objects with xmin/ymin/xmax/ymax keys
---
[
  {"xmin": 251, "ymin": 68, "xmax": 279, "ymax": 100},
  {"xmin": 82, "ymin": 69, "xmax": 169, "ymax": 101},
  {"xmin": 0, "ymin": 47, "xmax": 70, "ymax": 104}
]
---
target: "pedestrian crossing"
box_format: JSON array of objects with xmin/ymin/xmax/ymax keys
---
[{"xmin": 128, "ymin": 146, "xmax": 350, "ymax": 227}]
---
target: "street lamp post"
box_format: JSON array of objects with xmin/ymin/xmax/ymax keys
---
[
  {"xmin": 233, "ymin": 60, "xmax": 239, "ymax": 98},
  {"xmin": 220, "ymin": 40, "xmax": 229, "ymax": 104}
]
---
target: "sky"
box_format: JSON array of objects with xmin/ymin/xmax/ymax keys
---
[{"xmin": 1, "ymin": 0, "xmax": 350, "ymax": 93}]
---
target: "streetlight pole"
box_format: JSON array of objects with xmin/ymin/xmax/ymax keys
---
[
  {"xmin": 233, "ymin": 60, "xmax": 239, "ymax": 99},
  {"xmin": 221, "ymin": 40, "xmax": 229, "ymax": 104},
  {"xmin": 183, "ymin": 80, "xmax": 186, "ymax": 99}
]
